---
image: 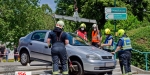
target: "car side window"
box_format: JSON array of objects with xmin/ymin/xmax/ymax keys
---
[{"xmin": 31, "ymin": 32, "xmax": 46, "ymax": 42}]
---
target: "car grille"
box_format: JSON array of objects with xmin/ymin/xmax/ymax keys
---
[{"xmin": 102, "ymin": 56, "xmax": 112, "ymax": 59}]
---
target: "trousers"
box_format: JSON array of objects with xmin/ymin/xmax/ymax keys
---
[
  {"xmin": 118, "ymin": 51, "xmax": 131, "ymax": 74},
  {"xmin": 51, "ymin": 43, "xmax": 68, "ymax": 73}
]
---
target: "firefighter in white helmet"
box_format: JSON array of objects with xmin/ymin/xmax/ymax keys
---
[{"xmin": 91, "ymin": 24, "xmax": 102, "ymax": 48}]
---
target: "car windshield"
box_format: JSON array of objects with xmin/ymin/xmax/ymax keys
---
[{"xmin": 68, "ymin": 33, "xmax": 89, "ymax": 46}]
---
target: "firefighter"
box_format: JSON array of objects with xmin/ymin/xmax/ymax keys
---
[
  {"xmin": 91, "ymin": 24, "xmax": 102, "ymax": 48},
  {"xmin": 101, "ymin": 28, "xmax": 114, "ymax": 52},
  {"xmin": 111, "ymin": 29, "xmax": 132, "ymax": 75},
  {"xmin": 47, "ymin": 20, "xmax": 69, "ymax": 75},
  {"xmin": 76, "ymin": 23, "xmax": 87, "ymax": 41}
]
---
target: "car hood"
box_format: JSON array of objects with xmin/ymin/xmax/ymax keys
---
[{"xmin": 74, "ymin": 46, "xmax": 113, "ymax": 56}]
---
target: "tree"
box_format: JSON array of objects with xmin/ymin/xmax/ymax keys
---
[{"xmin": 0, "ymin": 0, "xmax": 55, "ymax": 48}]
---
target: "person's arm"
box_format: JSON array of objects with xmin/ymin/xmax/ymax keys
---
[
  {"xmin": 84, "ymin": 32, "xmax": 88, "ymax": 41},
  {"xmin": 47, "ymin": 32, "xmax": 52, "ymax": 47},
  {"xmin": 47, "ymin": 38, "xmax": 51, "ymax": 46},
  {"xmin": 65, "ymin": 40, "xmax": 69, "ymax": 45},
  {"xmin": 111, "ymin": 46, "xmax": 121, "ymax": 54},
  {"xmin": 64, "ymin": 33, "xmax": 69, "ymax": 45},
  {"xmin": 111, "ymin": 39, "xmax": 122, "ymax": 54},
  {"xmin": 101, "ymin": 39, "xmax": 113, "ymax": 46}
]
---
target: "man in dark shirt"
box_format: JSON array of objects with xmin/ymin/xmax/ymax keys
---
[
  {"xmin": 112, "ymin": 29, "xmax": 132, "ymax": 75},
  {"xmin": 14, "ymin": 46, "xmax": 18, "ymax": 62},
  {"xmin": 47, "ymin": 20, "xmax": 69, "ymax": 75}
]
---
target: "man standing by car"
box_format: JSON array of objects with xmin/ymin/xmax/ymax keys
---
[
  {"xmin": 111, "ymin": 29, "xmax": 132, "ymax": 75},
  {"xmin": 47, "ymin": 20, "xmax": 69, "ymax": 75}
]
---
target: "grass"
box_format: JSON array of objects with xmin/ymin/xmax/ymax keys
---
[{"xmin": 2, "ymin": 59, "xmax": 15, "ymax": 62}]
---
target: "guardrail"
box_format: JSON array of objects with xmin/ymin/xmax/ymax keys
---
[
  {"xmin": 132, "ymin": 49, "xmax": 150, "ymax": 71},
  {"xmin": 113, "ymin": 42, "xmax": 150, "ymax": 71}
]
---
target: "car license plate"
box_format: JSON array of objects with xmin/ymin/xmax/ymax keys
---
[{"xmin": 105, "ymin": 62, "xmax": 114, "ymax": 66}]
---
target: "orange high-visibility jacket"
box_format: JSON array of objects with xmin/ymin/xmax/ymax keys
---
[{"xmin": 92, "ymin": 31, "xmax": 99, "ymax": 43}]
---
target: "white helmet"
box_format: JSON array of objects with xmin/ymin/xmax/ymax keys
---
[
  {"xmin": 92, "ymin": 24, "xmax": 97, "ymax": 28},
  {"xmin": 56, "ymin": 20, "xmax": 64, "ymax": 27}
]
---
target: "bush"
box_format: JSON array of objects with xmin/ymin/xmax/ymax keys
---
[{"xmin": 127, "ymin": 26, "xmax": 150, "ymax": 70}]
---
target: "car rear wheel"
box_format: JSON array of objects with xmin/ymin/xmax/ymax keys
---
[
  {"xmin": 69, "ymin": 61, "xmax": 84, "ymax": 75},
  {"xmin": 20, "ymin": 51, "xmax": 30, "ymax": 66}
]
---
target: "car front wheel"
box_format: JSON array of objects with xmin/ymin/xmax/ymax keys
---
[
  {"xmin": 69, "ymin": 61, "xmax": 84, "ymax": 75},
  {"xmin": 20, "ymin": 51, "xmax": 30, "ymax": 66},
  {"xmin": 107, "ymin": 71, "xmax": 113, "ymax": 75}
]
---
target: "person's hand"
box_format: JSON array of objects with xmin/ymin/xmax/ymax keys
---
[
  {"xmin": 48, "ymin": 44, "xmax": 51, "ymax": 48},
  {"xmin": 111, "ymin": 52, "xmax": 116, "ymax": 55},
  {"xmin": 101, "ymin": 44, "xmax": 104, "ymax": 47},
  {"xmin": 97, "ymin": 42, "xmax": 101, "ymax": 45}
]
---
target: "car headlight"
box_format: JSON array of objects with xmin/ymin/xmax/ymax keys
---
[{"xmin": 86, "ymin": 54, "xmax": 100, "ymax": 60}]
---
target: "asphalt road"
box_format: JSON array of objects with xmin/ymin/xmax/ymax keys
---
[
  {"xmin": 0, "ymin": 61, "xmax": 149, "ymax": 75},
  {"xmin": 0, "ymin": 61, "xmax": 98, "ymax": 75}
]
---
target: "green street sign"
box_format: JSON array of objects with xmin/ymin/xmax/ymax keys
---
[
  {"xmin": 105, "ymin": 13, "xmax": 127, "ymax": 20},
  {"xmin": 105, "ymin": 7, "xmax": 127, "ymax": 13}
]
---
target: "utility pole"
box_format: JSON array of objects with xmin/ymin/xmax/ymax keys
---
[
  {"xmin": 114, "ymin": 0, "xmax": 117, "ymax": 59},
  {"xmin": 114, "ymin": 0, "xmax": 116, "ymax": 42}
]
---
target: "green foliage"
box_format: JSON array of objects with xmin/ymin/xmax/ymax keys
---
[
  {"xmin": 127, "ymin": 26, "xmax": 150, "ymax": 51},
  {"xmin": 127, "ymin": 26, "xmax": 150, "ymax": 70},
  {"xmin": 0, "ymin": 0, "xmax": 55, "ymax": 48}
]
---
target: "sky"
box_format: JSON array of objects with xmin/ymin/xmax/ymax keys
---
[{"xmin": 39, "ymin": 0, "xmax": 57, "ymax": 12}]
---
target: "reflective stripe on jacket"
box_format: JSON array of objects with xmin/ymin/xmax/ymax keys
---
[
  {"xmin": 120, "ymin": 37, "xmax": 132, "ymax": 50},
  {"xmin": 103, "ymin": 35, "xmax": 114, "ymax": 50},
  {"xmin": 92, "ymin": 31, "xmax": 99, "ymax": 43}
]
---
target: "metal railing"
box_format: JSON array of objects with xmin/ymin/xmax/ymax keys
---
[
  {"xmin": 132, "ymin": 49, "xmax": 150, "ymax": 71},
  {"xmin": 113, "ymin": 42, "xmax": 150, "ymax": 71}
]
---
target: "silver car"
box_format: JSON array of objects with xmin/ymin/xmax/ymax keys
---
[{"xmin": 18, "ymin": 30, "xmax": 116, "ymax": 75}]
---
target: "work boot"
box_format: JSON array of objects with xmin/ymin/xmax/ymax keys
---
[
  {"xmin": 122, "ymin": 73, "xmax": 128, "ymax": 75},
  {"xmin": 128, "ymin": 72, "xmax": 132, "ymax": 75}
]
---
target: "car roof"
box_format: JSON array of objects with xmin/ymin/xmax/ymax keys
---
[
  {"xmin": 34, "ymin": 30, "xmax": 51, "ymax": 32},
  {"xmin": 33, "ymin": 30, "xmax": 72, "ymax": 34}
]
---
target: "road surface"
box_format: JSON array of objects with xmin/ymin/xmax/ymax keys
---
[{"xmin": 0, "ymin": 61, "xmax": 149, "ymax": 75}]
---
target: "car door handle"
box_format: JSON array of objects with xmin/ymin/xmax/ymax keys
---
[
  {"xmin": 45, "ymin": 46, "xmax": 48, "ymax": 48},
  {"xmin": 29, "ymin": 43, "xmax": 32, "ymax": 45}
]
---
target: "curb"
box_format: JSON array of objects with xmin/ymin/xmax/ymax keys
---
[
  {"xmin": 131, "ymin": 65, "xmax": 150, "ymax": 74},
  {"xmin": 0, "ymin": 66, "xmax": 52, "ymax": 74},
  {"xmin": 116, "ymin": 59, "xmax": 150, "ymax": 74}
]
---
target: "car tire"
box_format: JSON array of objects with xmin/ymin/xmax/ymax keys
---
[
  {"xmin": 98, "ymin": 72, "xmax": 106, "ymax": 75},
  {"xmin": 107, "ymin": 71, "xmax": 113, "ymax": 75},
  {"xmin": 69, "ymin": 61, "xmax": 84, "ymax": 75},
  {"xmin": 20, "ymin": 51, "xmax": 30, "ymax": 66}
]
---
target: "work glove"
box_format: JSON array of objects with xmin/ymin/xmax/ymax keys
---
[{"xmin": 48, "ymin": 44, "xmax": 51, "ymax": 48}]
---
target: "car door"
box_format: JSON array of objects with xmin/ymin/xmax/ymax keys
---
[
  {"xmin": 28, "ymin": 31, "xmax": 47, "ymax": 60},
  {"xmin": 42, "ymin": 31, "xmax": 52, "ymax": 62}
]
